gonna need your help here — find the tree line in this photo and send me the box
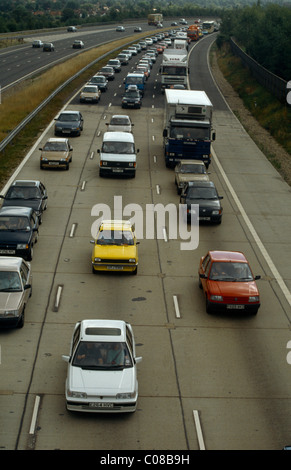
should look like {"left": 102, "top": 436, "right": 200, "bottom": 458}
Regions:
{"left": 218, "top": 3, "right": 291, "bottom": 81}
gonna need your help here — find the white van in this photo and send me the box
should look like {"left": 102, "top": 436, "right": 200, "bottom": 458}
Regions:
{"left": 98, "top": 131, "right": 139, "bottom": 177}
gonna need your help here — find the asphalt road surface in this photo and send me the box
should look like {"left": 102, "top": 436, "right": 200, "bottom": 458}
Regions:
{"left": 0, "top": 30, "right": 291, "bottom": 452}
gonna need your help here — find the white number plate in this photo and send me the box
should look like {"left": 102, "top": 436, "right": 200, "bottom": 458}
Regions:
{"left": 107, "top": 266, "right": 123, "bottom": 270}
{"left": 0, "top": 250, "right": 15, "bottom": 254}
{"left": 89, "top": 402, "right": 114, "bottom": 408}
{"left": 112, "top": 169, "right": 123, "bottom": 173}
{"left": 227, "top": 305, "right": 245, "bottom": 309}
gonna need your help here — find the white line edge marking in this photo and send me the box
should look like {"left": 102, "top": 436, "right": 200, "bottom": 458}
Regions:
{"left": 173, "top": 295, "right": 181, "bottom": 318}
{"left": 29, "top": 395, "right": 40, "bottom": 434}
{"left": 193, "top": 410, "right": 205, "bottom": 450}
{"left": 212, "top": 148, "right": 291, "bottom": 307}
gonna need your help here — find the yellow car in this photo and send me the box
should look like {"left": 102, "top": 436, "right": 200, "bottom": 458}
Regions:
{"left": 91, "top": 220, "right": 139, "bottom": 274}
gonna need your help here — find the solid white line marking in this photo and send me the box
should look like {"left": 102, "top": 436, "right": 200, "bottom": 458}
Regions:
{"left": 173, "top": 295, "right": 181, "bottom": 318}
{"left": 29, "top": 395, "right": 40, "bottom": 434}
{"left": 193, "top": 410, "right": 205, "bottom": 450}
{"left": 212, "top": 148, "right": 291, "bottom": 308}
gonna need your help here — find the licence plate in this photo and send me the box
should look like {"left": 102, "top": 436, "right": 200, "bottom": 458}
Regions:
{"left": 107, "top": 266, "right": 123, "bottom": 270}
{"left": 227, "top": 305, "right": 245, "bottom": 309}
{"left": 112, "top": 169, "right": 123, "bottom": 173}
{"left": 49, "top": 162, "right": 59, "bottom": 165}
{"left": 0, "top": 250, "right": 15, "bottom": 254}
{"left": 62, "top": 130, "right": 71, "bottom": 133}
{"left": 89, "top": 402, "right": 114, "bottom": 408}
{"left": 199, "top": 217, "right": 211, "bottom": 221}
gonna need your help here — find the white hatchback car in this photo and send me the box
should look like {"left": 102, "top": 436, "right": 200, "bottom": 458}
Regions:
{"left": 62, "top": 319, "right": 142, "bottom": 412}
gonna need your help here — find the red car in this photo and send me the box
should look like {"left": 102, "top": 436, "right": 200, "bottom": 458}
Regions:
{"left": 198, "top": 251, "right": 261, "bottom": 315}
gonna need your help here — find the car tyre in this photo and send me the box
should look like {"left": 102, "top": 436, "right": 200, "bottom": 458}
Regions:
{"left": 18, "top": 310, "right": 25, "bottom": 328}
{"left": 206, "top": 298, "right": 213, "bottom": 314}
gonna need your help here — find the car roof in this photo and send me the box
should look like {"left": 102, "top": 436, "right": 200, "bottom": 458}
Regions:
{"left": 46, "top": 137, "right": 69, "bottom": 143}
{"left": 187, "top": 181, "right": 215, "bottom": 188}
{"left": 100, "top": 219, "right": 132, "bottom": 230}
{"left": 0, "top": 257, "right": 27, "bottom": 271}
{"left": 79, "top": 319, "right": 127, "bottom": 342}
{"left": 209, "top": 251, "right": 248, "bottom": 263}
{"left": 11, "top": 180, "right": 42, "bottom": 187}
{"left": 58, "top": 110, "right": 80, "bottom": 115}
{"left": 110, "top": 115, "right": 131, "bottom": 121}
{"left": 0, "top": 206, "right": 34, "bottom": 216}
{"left": 103, "top": 131, "right": 134, "bottom": 142}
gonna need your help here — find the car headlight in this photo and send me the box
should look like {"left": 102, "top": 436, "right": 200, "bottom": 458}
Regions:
{"left": 41, "top": 157, "right": 48, "bottom": 161}
{"left": 212, "top": 210, "right": 222, "bottom": 215}
{"left": 67, "top": 390, "right": 87, "bottom": 399}
{"left": 94, "top": 257, "right": 101, "bottom": 262}
{"left": 249, "top": 296, "right": 260, "bottom": 302}
{"left": 17, "top": 244, "right": 28, "bottom": 250}
{"left": 4, "top": 310, "right": 19, "bottom": 317}
{"left": 129, "top": 258, "right": 136, "bottom": 263}
{"left": 210, "top": 295, "right": 223, "bottom": 301}
{"left": 116, "top": 392, "right": 135, "bottom": 399}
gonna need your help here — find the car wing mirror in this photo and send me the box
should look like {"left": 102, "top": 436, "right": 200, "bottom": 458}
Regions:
{"left": 199, "top": 273, "right": 207, "bottom": 279}
{"left": 255, "top": 275, "right": 261, "bottom": 280}
{"left": 62, "top": 355, "right": 70, "bottom": 363}
{"left": 135, "top": 357, "right": 142, "bottom": 364}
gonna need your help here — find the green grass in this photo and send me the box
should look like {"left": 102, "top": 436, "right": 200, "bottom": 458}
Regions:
{"left": 0, "top": 33, "right": 147, "bottom": 187}
{"left": 214, "top": 42, "right": 291, "bottom": 156}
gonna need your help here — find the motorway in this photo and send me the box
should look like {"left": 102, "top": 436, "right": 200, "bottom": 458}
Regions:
{"left": 0, "top": 26, "right": 291, "bottom": 451}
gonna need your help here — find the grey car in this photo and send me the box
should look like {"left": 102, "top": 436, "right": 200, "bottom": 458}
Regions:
{"left": 0, "top": 180, "right": 48, "bottom": 224}
{"left": 54, "top": 110, "right": 84, "bottom": 136}
{"left": 0, "top": 257, "right": 32, "bottom": 328}
{"left": 180, "top": 181, "right": 223, "bottom": 224}
{"left": 87, "top": 75, "right": 108, "bottom": 92}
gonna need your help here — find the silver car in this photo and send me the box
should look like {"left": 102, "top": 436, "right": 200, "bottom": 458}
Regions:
{"left": 0, "top": 257, "right": 32, "bottom": 328}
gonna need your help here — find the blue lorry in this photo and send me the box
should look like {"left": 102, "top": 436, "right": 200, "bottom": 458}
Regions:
{"left": 163, "top": 89, "right": 216, "bottom": 168}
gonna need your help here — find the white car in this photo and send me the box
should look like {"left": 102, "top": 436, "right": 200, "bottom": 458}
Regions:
{"left": 62, "top": 319, "right": 142, "bottom": 413}
{"left": 32, "top": 40, "right": 43, "bottom": 48}
{"left": 106, "top": 115, "right": 133, "bottom": 133}
{"left": 0, "top": 257, "right": 32, "bottom": 328}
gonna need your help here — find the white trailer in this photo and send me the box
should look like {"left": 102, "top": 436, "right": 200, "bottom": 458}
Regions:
{"left": 160, "top": 49, "right": 188, "bottom": 91}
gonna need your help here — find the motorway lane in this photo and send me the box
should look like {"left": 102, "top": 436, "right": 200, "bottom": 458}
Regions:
{"left": 0, "top": 37, "right": 290, "bottom": 450}
{"left": 0, "top": 21, "right": 171, "bottom": 90}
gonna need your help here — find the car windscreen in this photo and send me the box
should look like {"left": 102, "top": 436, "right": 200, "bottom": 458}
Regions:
{"left": 110, "top": 117, "right": 129, "bottom": 125}
{"left": 58, "top": 114, "right": 79, "bottom": 122}
{"left": 209, "top": 262, "right": 253, "bottom": 281}
{"left": 0, "top": 216, "right": 30, "bottom": 231}
{"left": 0, "top": 271, "right": 22, "bottom": 292}
{"left": 180, "top": 164, "right": 206, "bottom": 174}
{"left": 102, "top": 141, "right": 134, "bottom": 154}
{"left": 72, "top": 341, "right": 133, "bottom": 369}
{"left": 187, "top": 187, "right": 217, "bottom": 200}
{"left": 6, "top": 187, "right": 41, "bottom": 199}
{"left": 97, "top": 229, "right": 134, "bottom": 245}
{"left": 43, "top": 142, "right": 68, "bottom": 151}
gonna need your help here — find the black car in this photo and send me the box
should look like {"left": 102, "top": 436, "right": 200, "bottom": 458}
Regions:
{"left": 54, "top": 110, "right": 84, "bottom": 136}
{"left": 87, "top": 75, "right": 108, "bottom": 92}
{"left": 43, "top": 43, "right": 54, "bottom": 51}
{"left": 121, "top": 86, "right": 142, "bottom": 109}
{"left": 0, "top": 180, "right": 47, "bottom": 224}
{"left": 0, "top": 207, "right": 39, "bottom": 261}
{"left": 180, "top": 181, "right": 223, "bottom": 224}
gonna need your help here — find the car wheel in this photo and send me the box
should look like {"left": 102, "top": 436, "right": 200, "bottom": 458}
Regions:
{"left": 27, "top": 246, "right": 33, "bottom": 261}
{"left": 18, "top": 310, "right": 25, "bottom": 328}
{"left": 206, "top": 298, "right": 213, "bottom": 314}
{"left": 92, "top": 266, "right": 98, "bottom": 274}
{"left": 132, "top": 266, "right": 138, "bottom": 275}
